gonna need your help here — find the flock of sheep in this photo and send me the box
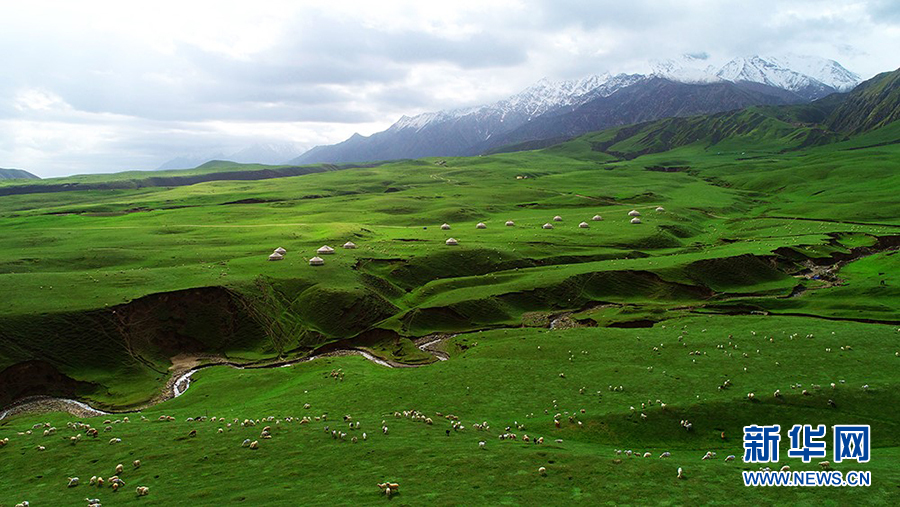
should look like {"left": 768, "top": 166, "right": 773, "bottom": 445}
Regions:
{"left": 3, "top": 319, "right": 881, "bottom": 503}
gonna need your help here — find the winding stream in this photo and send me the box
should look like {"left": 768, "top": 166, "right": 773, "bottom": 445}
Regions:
{"left": 0, "top": 337, "right": 450, "bottom": 420}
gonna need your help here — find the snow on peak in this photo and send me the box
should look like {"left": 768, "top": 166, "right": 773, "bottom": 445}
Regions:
{"left": 388, "top": 72, "right": 642, "bottom": 133}
{"left": 716, "top": 55, "right": 860, "bottom": 93}
{"left": 651, "top": 57, "right": 723, "bottom": 84}
{"left": 386, "top": 54, "right": 860, "bottom": 134}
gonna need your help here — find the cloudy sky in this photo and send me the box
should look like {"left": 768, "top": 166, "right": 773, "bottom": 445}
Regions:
{"left": 1, "top": 0, "right": 898, "bottom": 177}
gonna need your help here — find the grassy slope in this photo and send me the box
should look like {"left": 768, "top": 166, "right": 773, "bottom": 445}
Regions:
{"left": 0, "top": 125, "right": 898, "bottom": 407}
{"left": 1, "top": 316, "right": 897, "bottom": 505}
{"left": 0, "top": 90, "right": 898, "bottom": 504}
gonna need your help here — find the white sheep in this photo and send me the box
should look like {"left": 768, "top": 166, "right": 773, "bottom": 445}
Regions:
{"left": 538, "top": 466, "right": 547, "bottom": 476}
{"left": 67, "top": 477, "right": 80, "bottom": 487}
{"left": 659, "top": 452, "right": 671, "bottom": 458}
{"left": 241, "top": 438, "right": 251, "bottom": 447}
{"left": 136, "top": 485, "right": 150, "bottom": 496}
{"left": 725, "top": 455, "right": 735, "bottom": 462}
{"left": 249, "top": 440, "right": 259, "bottom": 449}
{"left": 115, "top": 464, "right": 124, "bottom": 474}
{"left": 479, "top": 441, "right": 486, "bottom": 449}
{"left": 677, "top": 467, "right": 684, "bottom": 479}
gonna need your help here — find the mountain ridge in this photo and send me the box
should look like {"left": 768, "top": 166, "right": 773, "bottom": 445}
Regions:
{"left": 291, "top": 54, "right": 861, "bottom": 165}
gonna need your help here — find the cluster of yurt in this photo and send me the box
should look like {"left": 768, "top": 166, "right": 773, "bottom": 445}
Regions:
{"left": 268, "top": 247, "right": 287, "bottom": 261}
{"left": 448, "top": 206, "right": 670, "bottom": 248}
{"left": 267, "top": 240, "right": 359, "bottom": 266}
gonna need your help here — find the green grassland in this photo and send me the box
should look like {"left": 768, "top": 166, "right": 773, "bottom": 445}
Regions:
{"left": 1, "top": 71, "right": 899, "bottom": 504}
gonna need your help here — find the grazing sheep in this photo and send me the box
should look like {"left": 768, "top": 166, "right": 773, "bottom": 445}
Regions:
{"left": 15, "top": 502, "right": 30, "bottom": 507}
{"left": 115, "top": 464, "right": 124, "bottom": 474}
{"left": 479, "top": 441, "right": 486, "bottom": 449}
{"left": 89, "top": 476, "right": 98, "bottom": 486}
{"left": 538, "top": 466, "right": 547, "bottom": 476}
{"left": 819, "top": 461, "right": 831, "bottom": 469}
{"left": 133, "top": 460, "right": 141, "bottom": 469}
{"left": 249, "top": 440, "right": 259, "bottom": 450}
{"left": 643, "top": 452, "right": 651, "bottom": 458}
{"left": 0, "top": 437, "right": 9, "bottom": 446}
{"left": 363, "top": 432, "right": 367, "bottom": 440}
{"left": 85, "top": 501, "right": 100, "bottom": 507}
{"left": 136, "top": 486, "right": 150, "bottom": 496}
{"left": 97, "top": 478, "right": 104, "bottom": 487}
{"left": 241, "top": 439, "right": 251, "bottom": 448}
{"left": 36, "top": 446, "right": 46, "bottom": 451}
{"left": 659, "top": 452, "right": 671, "bottom": 458}
{"left": 747, "top": 392, "right": 755, "bottom": 400}
{"left": 725, "top": 455, "right": 735, "bottom": 462}
{"left": 188, "top": 429, "right": 197, "bottom": 438}
{"left": 68, "top": 477, "right": 80, "bottom": 487}
{"left": 677, "top": 467, "right": 684, "bottom": 479}
{"left": 109, "top": 438, "right": 121, "bottom": 445}
{"left": 780, "top": 465, "right": 790, "bottom": 472}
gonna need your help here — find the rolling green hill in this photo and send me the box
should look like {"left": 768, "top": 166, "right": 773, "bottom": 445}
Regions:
{"left": 0, "top": 168, "right": 40, "bottom": 180}
{"left": 0, "top": 67, "right": 898, "bottom": 506}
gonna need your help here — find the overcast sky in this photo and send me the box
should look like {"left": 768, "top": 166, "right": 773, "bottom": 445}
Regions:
{"left": 1, "top": 0, "right": 898, "bottom": 177}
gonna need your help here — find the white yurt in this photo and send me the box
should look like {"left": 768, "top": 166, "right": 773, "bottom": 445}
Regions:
{"left": 631, "top": 217, "right": 642, "bottom": 224}
{"left": 505, "top": 220, "right": 515, "bottom": 226}
{"left": 441, "top": 223, "right": 451, "bottom": 230}
{"left": 274, "top": 247, "right": 287, "bottom": 255}
{"left": 445, "top": 238, "right": 459, "bottom": 246}
{"left": 343, "top": 241, "right": 357, "bottom": 249}
{"left": 268, "top": 252, "right": 284, "bottom": 261}
{"left": 317, "top": 245, "right": 335, "bottom": 255}
{"left": 542, "top": 223, "right": 554, "bottom": 229}
{"left": 579, "top": 222, "right": 589, "bottom": 228}
{"left": 553, "top": 215, "right": 563, "bottom": 221}
{"left": 309, "top": 256, "right": 325, "bottom": 266}
{"left": 656, "top": 206, "right": 665, "bottom": 212}
{"left": 592, "top": 215, "right": 603, "bottom": 221}
{"left": 628, "top": 210, "right": 641, "bottom": 217}
{"left": 476, "top": 222, "right": 487, "bottom": 229}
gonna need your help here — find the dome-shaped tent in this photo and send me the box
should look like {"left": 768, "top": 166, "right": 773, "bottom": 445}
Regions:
{"left": 592, "top": 215, "right": 603, "bottom": 221}
{"left": 441, "top": 223, "right": 451, "bottom": 230}
{"left": 655, "top": 206, "right": 665, "bottom": 212}
{"left": 553, "top": 215, "right": 563, "bottom": 221}
{"left": 630, "top": 217, "right": 642, "bottom": 224}
{"left": 445, "top": 238, "right": 459, "bottom": 246}
{"left": 628, "top": 210, "right": 641, "bottom": 217}
{"left": 343, "top": 241, "right": 357, "bottom": 249}
{"left": 309, "top": 256, "right": 325, "bottom": 266}
{"left": 317, "top": 245, "right": 335, "bottom": 255}
{"left": 579, "top": 222, "right": 589, "bottom": 228}
{"left": 476, "top": 222, "right": 487, "bottom": 229}
{"left": 268, "top": 252, "right": 284, "bottom": 261}
{"left": 542, "top": 223, "right": 554, "bottom": 229}
{"left": 274, "top": 247, "right": 287, "bottom": 255}
{"left": 505, "top": 220, "right": 515, "bottom": 226}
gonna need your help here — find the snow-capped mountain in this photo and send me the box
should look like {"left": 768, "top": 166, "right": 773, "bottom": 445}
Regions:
{"left": 291, "top": 54, "right": 862, "bottom": 165}
{"left": 388, "top": 72, "right": 644, "bottom": 135}
{"left": 716, "top": 55, "right": 859, "bottom": 100}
